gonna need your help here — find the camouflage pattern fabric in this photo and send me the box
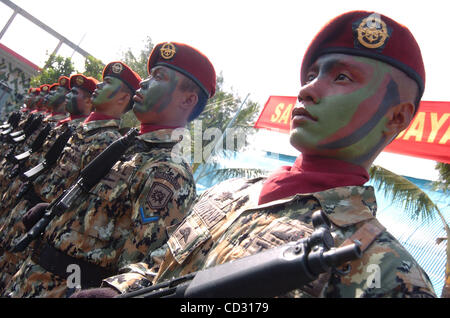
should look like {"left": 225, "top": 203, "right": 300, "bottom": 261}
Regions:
{"left": 0, "top": 113, "right": 66, "bottom": 195}
{"left": 0, "top": 122, "right": 72, "bottom": 215}
{"left": 0, "top": 119, "right": 122, "bottom": 293}
{"left": 2, "top": 128, "right": 196, "bottom": 298}
{"left": 103, "top": 177, "right": 437, "bottom": 298}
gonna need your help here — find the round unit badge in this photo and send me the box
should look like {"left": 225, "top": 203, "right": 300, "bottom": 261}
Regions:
{"left": 356, "top": 14, "right": 390, "bottom": 49}
{"left": 160, "top": 43, "right": 176, "bottom": 60}
{"left": 75, "top": 76, "right": 85, "bottom": 86}
{"left": 111, "top": 63, "right": 124, "bottom": 74}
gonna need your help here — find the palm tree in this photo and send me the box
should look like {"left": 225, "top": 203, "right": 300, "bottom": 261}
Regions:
{"left": 367, "top": 165, "right": 449, "bottom": 297}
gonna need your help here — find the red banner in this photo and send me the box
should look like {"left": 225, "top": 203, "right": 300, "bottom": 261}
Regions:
{"left": 254, "top": 96, "right": 450, "bottom": 164}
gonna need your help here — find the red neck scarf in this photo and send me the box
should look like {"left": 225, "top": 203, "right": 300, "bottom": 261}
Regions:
{"left": 139, "top": 124, "right": 181, "bottom": 135}
{"left": 83, "top": 112, "right": 119, "bottom": 124}
{"left": 258, "top": 154, "right": 369, "bottom": 205}
{"left": 56, "top": 114, "right": 88, "bottom": 127}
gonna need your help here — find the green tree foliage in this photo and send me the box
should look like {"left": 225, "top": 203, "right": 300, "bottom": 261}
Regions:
{"left": 434, "top": 162, "right": 450, "bottom": 192}
{"left": 83, "top": 55, "right": 104, "bottom": 81}
{"left": 121, "top": 36, "right": 154, "bottom": 79}
{"left": 191, "top": 73, "right": 261, "bottom": 181}
{"left": 30, "top": 53, "right": 75, "bottom": 86}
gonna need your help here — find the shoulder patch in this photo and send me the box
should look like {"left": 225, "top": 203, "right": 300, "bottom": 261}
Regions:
{"left": 147, "top": 182, "right": 173, "bottom": 209}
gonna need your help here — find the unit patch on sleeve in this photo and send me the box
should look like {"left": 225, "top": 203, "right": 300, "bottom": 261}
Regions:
{"left": 147, "top": 182, "right": 173, "bottom": 210}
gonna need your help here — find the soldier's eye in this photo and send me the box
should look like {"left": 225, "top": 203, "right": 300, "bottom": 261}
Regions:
{"left": 335, "top": 74, "right": 352, "bottom": 82}
{"left": 305, "top": 73, "right": 316, "bottom": 84}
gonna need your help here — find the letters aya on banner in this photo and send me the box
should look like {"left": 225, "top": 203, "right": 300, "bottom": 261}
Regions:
{"left": 254, "top": 96, "right": 450, "bottom": 164}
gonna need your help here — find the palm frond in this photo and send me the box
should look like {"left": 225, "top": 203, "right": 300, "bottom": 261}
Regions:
{"left": 195, "top": 164, "right": 269, "bottom": 184}
{"left": 369, "top": 165, "right": 440, "bottom": 222}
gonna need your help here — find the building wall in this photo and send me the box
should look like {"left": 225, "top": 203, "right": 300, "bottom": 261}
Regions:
{"left": 0, "top": 43, "right": 40, "bottom": 118}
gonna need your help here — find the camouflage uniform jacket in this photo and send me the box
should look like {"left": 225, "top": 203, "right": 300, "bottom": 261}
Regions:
{"left": 3, "top": 128, "right": 196, "bottom": 298}
{"left": 0, "top": 119, "right": 122, "bottom": 294}
{"left": 103, "top": 177, "right": 437, "bottom": 298}
{"left": 0, "top": 116, "right": 86, "bottom": 214}
{"left": 0, "top": 113, "right": 68, "bottom": 197}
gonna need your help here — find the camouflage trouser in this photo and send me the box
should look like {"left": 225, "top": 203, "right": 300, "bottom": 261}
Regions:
{"left": 0, "top": 249, "right": 28, "bottom": 294}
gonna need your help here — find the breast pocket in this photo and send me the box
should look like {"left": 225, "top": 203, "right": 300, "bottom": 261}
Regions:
{"left": 242, "top": 218, "right": 314, "bottom": 257}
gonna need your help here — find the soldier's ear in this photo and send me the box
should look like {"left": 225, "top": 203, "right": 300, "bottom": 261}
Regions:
{"left": 384, "top": 102, "right": 415, "bottom": 135}
{"left": 180, "top": 91, "right": 198, "bottom": 112}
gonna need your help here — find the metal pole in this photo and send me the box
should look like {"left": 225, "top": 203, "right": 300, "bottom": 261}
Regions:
{"left": 0, "top": 9, "right": 18, "bottom": 40}
{"left": 0, "top": 0, "right": 96, "bottom": 59}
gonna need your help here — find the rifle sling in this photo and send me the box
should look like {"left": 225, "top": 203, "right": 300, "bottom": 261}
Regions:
{"left": 32, "top": 241, "right": 115, "bottom": 289}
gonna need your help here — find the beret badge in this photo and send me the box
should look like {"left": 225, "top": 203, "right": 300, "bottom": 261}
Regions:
{"left": 60, "top": 78, "right": 67, "bottom": 86}
{"left": 111, "top": 62, "right": 124, "bottom": 74}
{"left": 75, "top": 76, "right": 84, "bottom": 86}
{"left": 354, "top": 13, "right": 390, "bottom": 50}
{"left": 160, "top": 42, "right": 176, "bottom": 60}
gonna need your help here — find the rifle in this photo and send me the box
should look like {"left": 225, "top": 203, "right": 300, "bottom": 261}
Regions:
{"left": 8, "top": 123, "right": 52, "bottom": 166}
{"left": 8, "top": 122, "right": 53, "bottom": 179}
{"left": 13, "top": 125, "right": 74, "bottom": 206}
{"left": 2, "top": 115, "right": 43, "bottom": 162}
{"left": 11, "top": 128, "right": 139, "bottom": 253}
{"left": 0, "top": 111, "right": 21, "bottom": 133}
{"left": 117, "top": 210, "right": 362, "bottom": 298}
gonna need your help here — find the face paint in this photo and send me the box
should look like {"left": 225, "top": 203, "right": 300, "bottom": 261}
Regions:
{"left": 65, "top": 87, "right": 87, "bottom": 115}
{"left": 91, "top": 76, "right": 123, "bottom": 105}
{"left": 133, "top": 66, "right": 179, "bottom": 114}
{"left": 290, "top": 54, "right": 401, "bottom": 164}
{"left": 48, "top": 87, "right": 68, "bottom": 107}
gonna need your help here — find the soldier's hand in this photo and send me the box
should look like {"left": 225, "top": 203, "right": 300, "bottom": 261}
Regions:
{"left": 70, "top": 287, "right": 119, "bottom": 298}
{"left": 22, "top": 202, "right": 49, "bottom": 231}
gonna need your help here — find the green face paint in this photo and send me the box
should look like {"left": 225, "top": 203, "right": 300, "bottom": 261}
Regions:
{"left": 290, "top": 54, "right": 401, "bottom": 163}
{"left": 48, "top": 87, "right": 68, "bottom": 107}
{"left": 65, "top": 87, "right": 83, "bottom": 115}
{"left": 133, "top": 66, "right": 179, "bottom": 114}
{"left": 91, "top": 76, "right": 123, "bottom": 105}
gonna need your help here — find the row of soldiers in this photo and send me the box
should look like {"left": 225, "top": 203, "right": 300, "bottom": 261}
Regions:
{"left": 0, "top": 10, "right": 444, "bottom": 298}
{"left": 0, "top": 41, "right": 214, "bottom": 297}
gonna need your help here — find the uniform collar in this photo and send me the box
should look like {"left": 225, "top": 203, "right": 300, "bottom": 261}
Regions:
{"left": 249, "top": 180, "right": 376, "bottom": 227}
{"left": 137, "top": 128, "right": 181, "bottom": 144}
{"left": 81, "top": 117, "right": 120, "bottom": 133}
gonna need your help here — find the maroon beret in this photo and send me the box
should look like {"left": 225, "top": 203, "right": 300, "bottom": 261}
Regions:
{"left": 301, "top": 11, "right": 425, "bottom": 102}
{"left": 70, "top": 74, "right": 98, "bottom": 94}
{"left": 49, "top": 83, "right": 59, "bottom": 92}
{"left": 58, "top": 76, "right": 71, "bottom": 90}
{"left": 39, "top": 84, "right": 50, "bottom": 95}
{"left": 147, "top": 42, "right": 216, "bottom": 98}
{"left": 31, "top": 87, "right": 40, "bottom": 95}
{"left": 102, "top": 61, "right": 141, "bottom": 92}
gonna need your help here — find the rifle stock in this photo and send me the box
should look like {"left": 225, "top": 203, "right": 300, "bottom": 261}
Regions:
{"left": 118, "top": 211, "right": 362, "bottom": 298}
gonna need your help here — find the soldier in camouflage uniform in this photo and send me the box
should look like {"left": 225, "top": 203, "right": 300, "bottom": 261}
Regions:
{"left": 0, "top": 77, "right": 71, "bottom": 196}
{"left": 0, "top": 75, "right": 97, "bottom": 244}
{"left": 3, "top": 42, "right": 216, "bottom": 298}
{"left": 0, "top": 64, "right": 140, "bottom": 295}
{"left": 82, "top": 11, "right": 437, "bottom": 298}
{"left": 0, "top": 74, "right": 96, "bottom": 216}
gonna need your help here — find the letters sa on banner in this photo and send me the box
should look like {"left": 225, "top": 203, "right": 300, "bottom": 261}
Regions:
{"left": 254, "top": 96, "right": 450, "bottom": 164}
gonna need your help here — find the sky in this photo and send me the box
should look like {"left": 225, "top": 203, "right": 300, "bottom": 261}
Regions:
{"left": 0, "top": 0, "right": 448, "bottom": 181}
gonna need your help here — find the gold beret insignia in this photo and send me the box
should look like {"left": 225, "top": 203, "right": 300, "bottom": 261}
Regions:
{"left": 356, "top": 13, "right": 390, "bottom": 49}
{"left": 160, "top": 42, "right": 176, "bottom": 60}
